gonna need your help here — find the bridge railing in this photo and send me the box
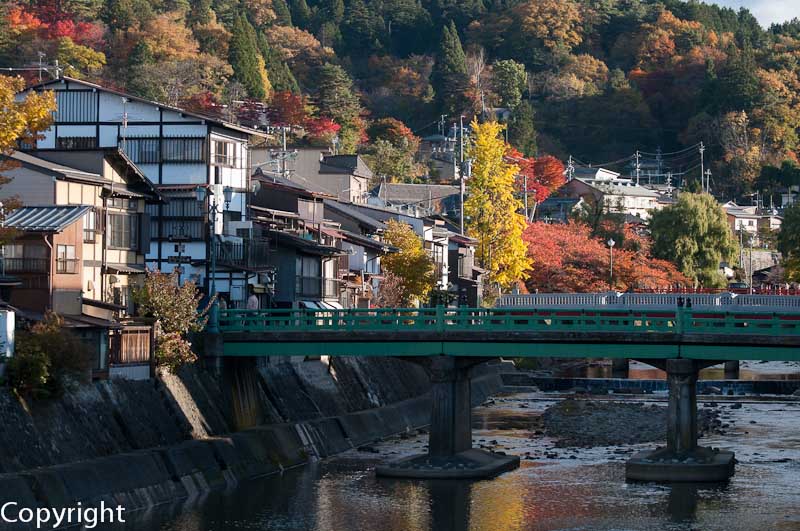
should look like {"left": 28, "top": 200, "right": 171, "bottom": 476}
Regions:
{"left": 218, "top": 306, "right": 800, "bottom": 336}
{"left": 497, "top": 292, "right": 800, "bottom": 310}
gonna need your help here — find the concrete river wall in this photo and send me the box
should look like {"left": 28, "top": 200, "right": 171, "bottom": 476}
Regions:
{"left": 0, "top": 357, "right": 505, "bottom": 527}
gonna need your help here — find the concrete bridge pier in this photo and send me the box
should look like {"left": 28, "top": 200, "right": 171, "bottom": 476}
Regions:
{"left": 611, "top": 358, "right": 629, "bottom": 378}
{"left": 724, "top": 360, "right": 740, "bottom": 380}
{"left": 626, "top": 359, "right": 735, "bottom": 482}
{"left": 376, "top": 356, "right": 519, "bottom": 479}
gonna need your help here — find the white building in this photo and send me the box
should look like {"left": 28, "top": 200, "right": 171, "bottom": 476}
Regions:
{"left": 20, "top": 77, "right": 268, "bottom": 306}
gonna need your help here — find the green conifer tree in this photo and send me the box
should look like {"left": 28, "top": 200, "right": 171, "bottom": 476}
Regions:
{"left": 290, "top": 0, "right": 312, "bottom": 29}
{"left": 431, "top": 21, "right": 470, "bottom": 116}
{"left": 229, "top": 14, "right": 271, "bottom": 100}
{"left": 508, "top": 101, "right": 537, "bottom": 156}
{"left": 257, "top": 32, "right": 300, "bottom": 93}
{"left": 273, "top": 0, "right": 293, "bottom": 26}
{"left": 316, "top": 63, "right": 362, "bottom": 152}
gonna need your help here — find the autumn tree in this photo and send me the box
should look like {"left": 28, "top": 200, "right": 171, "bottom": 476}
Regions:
{"left": 0, "top": 76, "right": 54, "bottom": 239}
{"left": 380, "top": 219, "right": 436, "bottom": 306}
{"left": 649, "top": 193, "right": 738, "bottom": 288}
{"left": 507, "top": 149, "right": 565, "bottom": 218}
{"left": 363, "top": 118, "right": 422, "bottom": 183}
{"left": 465, "top": 120, "right": 531, "bottom": 291}
{"left": 431, "top": 21, "right": 469, "bottom": 116}
{"left": 523, "top": 221, "right": 688, "bottom": 292}
{"left": 133, "top": 270, "right": 211, "bottom": 372}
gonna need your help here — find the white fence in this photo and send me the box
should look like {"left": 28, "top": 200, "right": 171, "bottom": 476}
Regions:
{"left": 496, "top": 292, "right": 800, "bottom": 310}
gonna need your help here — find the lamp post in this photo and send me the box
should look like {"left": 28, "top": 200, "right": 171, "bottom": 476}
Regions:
{"left": 196, "top": 185, "right": 233, "bottom": 334}
{"left": 607, "top": 238, "right": 615, "bottom": 291}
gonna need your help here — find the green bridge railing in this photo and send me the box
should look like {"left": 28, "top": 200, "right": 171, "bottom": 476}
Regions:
{"left": 218, "top": 306, "right": 800, "bottom": 337}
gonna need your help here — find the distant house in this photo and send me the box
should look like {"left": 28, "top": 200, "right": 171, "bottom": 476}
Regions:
{"left": 369, "top": 182, "right": 460, "bottom": 218}
{"left": 536, "top": 197, "right": 585, "bottom": 223}
{"left": 557, "top": 168, "right": 663, "bottom": 221}
{"left": 0, "top": 150, "right": 160, "bottom": 379}
{"left": 723, "top": 201, "right": 759, "bottom": 235}
{"left": 252, "top": 148, "right": 374, "bottom": 204}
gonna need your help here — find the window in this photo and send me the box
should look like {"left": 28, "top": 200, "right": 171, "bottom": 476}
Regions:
{"left": 108, "top": 198, "right": 137, "bottom": 210}
{"left": 123, "top": 138, "right": 160, "bottom": 164}
{"left": 5, "top": 243, "right": 48, "bottom": 273}
{"left": 56, "top": 136, "right": 97, "bottom": 149}
{"left": 162, "top": 138, "right": 206, "bottom": 163}
{"left": 213, "top": 140, "right": 234, "bottom": 166}
{"left": 54, "top": 91, "right": 98, "bottom": 122}
{"left": 56, "top": 245, "right": 77, "bottom": 274}
{"left": 83, "top": 210, "right": 97, "bottom": 243}
{"left": 109, "top": 214, "right": 139, "bottom": 249}
{"left": 157, "top": 198, "right": 205, "bottom": 240}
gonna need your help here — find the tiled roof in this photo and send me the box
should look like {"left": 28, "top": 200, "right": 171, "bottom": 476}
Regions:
{"left": 5, "top": 205, "right": 91, "bottom": 232}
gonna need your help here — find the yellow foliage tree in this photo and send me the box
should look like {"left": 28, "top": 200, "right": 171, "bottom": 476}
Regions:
{"left": 380, "top": 219, "right": 436, "bottom": 306}
{"left": 0, "top": 75, "right": 55, "bottom": 239}
{"left": 465, "top": 120, "right": 531, "bottom": 290}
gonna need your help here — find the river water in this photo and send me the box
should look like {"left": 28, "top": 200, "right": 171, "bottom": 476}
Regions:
{"left": 121, "top": 390, "right": 800, "bottom": 531}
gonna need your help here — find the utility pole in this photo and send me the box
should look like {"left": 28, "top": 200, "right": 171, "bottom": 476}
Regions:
{"left": 704, "top": 169, "right": 712, "bottom": 195}
{"left": 656, "top": 146, "right": 662, "bottom": 185}
{"left": 666, "top": 171, "right": 673, "bottom": 197}
{"left": 634, "top": 150, "right": 641, "bottom": 185}
{"left": 459, "top": 115, "right": 465, "bottom": 235}
{"left": 523, "top": 173, "right": 529, "bottom": 221}
{"left": 699, "top": 142, "right": 706, "bottom": 192}
{"left": 281, "top": 126, "right": 287, "bottom": 179}
{"left": 37, "top": 52, "right": 45, "bottom": 83}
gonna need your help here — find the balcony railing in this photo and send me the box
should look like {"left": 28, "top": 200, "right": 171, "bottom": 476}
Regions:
{"left": 4, "top": 257, "right": 48, "bottom": 274}
{"left": 296, "top": 276, "right": 341, "bottom": 299}
{"left": 214, "top": 239, "right": 272, "bottom": 271}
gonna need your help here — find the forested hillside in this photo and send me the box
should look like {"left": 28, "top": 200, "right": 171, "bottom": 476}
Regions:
{"left": 2, "top": 0, "right": 800, "bottom": 199}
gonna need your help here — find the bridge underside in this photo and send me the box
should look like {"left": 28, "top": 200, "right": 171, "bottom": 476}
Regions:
{"left": 222, "top": 336, "right": 800, "bottom": 361}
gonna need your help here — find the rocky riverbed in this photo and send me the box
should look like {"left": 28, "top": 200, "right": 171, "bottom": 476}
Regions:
{"left": 538, "top": 398, "right": 726, "bottom": 447}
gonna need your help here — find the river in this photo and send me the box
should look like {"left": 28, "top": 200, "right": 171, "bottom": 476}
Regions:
{"left": 121, "top": 392, "right": 800, "bottom": 531}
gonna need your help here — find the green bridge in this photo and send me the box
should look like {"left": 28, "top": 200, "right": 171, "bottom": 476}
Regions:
{"left": 219, "top": 306, "right": 800, "bottom": 360}
{"left": 213, "top": 304, "right": 800, "bottom": 482}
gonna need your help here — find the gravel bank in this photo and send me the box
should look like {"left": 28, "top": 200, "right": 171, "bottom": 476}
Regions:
{"left": 541, "top": 399, "right": 724, "bottom": 447}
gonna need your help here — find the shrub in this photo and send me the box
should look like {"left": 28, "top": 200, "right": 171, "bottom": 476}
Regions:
{"left": 6, "top": 312, "right": 90, "bottom": 399}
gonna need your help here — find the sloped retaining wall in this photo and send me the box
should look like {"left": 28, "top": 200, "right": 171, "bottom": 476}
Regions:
{"left": 0, "top": 370, "right": 503, "bottom": 530}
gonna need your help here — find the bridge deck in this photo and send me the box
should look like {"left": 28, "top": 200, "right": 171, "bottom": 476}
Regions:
{"left": 218, "top": 307, "right": 800, "bottom": 360}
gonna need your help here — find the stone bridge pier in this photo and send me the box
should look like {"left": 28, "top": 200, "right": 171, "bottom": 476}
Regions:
{"left": 376, "top": 356, "right": 520, "bottom": 479}
{"left": 626, "top": 359, "right": 735, "bottom": 482}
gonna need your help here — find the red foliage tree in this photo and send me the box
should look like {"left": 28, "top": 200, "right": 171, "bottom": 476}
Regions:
{"left": 523, "top": 221, "right": 688, "bottom": 292}
{"left": 268, "top": 91, "right": 308, "bottom": 127}
{"left": 304, "top": 116, "right": 340, "bottom": 145}
{"left": 506, "top": 148, "right": 566, "bottom": 204}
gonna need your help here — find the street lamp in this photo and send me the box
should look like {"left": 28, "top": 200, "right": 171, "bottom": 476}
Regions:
{"left": 195, "top": 185, "right": 233, "bottom": 334}
{"left": 607, "top": 238, "right": 615, "bottom": 291}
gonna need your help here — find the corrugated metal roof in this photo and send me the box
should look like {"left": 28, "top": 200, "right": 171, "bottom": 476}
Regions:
{"left": 5, "top": 205, "right": 91, "bottom": 232}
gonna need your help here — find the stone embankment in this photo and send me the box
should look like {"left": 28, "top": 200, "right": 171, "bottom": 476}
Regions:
{"left": 0, "top": 358, "right": 504, "bottom": 529}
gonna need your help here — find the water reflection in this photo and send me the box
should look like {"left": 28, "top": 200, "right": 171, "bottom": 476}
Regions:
{"left": 429, "top": 481, "right": 470, "bottom": 531}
